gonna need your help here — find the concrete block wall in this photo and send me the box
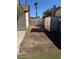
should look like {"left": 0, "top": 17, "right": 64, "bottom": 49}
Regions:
{"left": 17, "top": 13, "right": 29, "bottom": 31}
{"left": 30, "top": 18, "right": 40, "bottom": 25}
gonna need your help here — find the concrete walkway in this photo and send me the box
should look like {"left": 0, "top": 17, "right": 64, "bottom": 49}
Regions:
{"left": 18, "top": 25, "right": 60, "bottom": 56}
{"left": 17, "top": 31, "right": 26, "bottom": 53}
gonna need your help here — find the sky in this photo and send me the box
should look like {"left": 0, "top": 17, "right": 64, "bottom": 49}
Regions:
{"left": 20, "top": 0, "right": 61, "bottom": 17}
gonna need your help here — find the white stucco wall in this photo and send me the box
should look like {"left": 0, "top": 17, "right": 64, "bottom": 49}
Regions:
{"left": 45, "top": 17, "right": 51, "bottom": 31}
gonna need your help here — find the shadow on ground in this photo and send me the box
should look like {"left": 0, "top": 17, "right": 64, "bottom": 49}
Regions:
{"left": 31, "top": 24, "right": 44, "bottom": 32}
{"left": 44, "top": 29, "right": 61, "bottom": 49}
{"left": 31, "top": 23, "right": 61, "bottom": 49}
{"left": 31, "top": 28, "right": 43, "bottom": 32}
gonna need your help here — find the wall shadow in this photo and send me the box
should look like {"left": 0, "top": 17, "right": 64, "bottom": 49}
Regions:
{"left": 44, "top": 29, "right": 61, "bottom": 49}
{"left": 31, "top": 28, "right": 43, "bottom": 32}
{"left": 31, "top": 23, "right": 61, "bottom": 49}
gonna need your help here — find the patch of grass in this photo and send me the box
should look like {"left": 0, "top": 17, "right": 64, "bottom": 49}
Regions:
{"left": 29, "top": 52, "right": 61, "bottom": 59}
{"left": 18, "top": 52, "right": 61, "bottom": 59}
{"left": 17, "top": 54, "right": 27, "bottom": 59}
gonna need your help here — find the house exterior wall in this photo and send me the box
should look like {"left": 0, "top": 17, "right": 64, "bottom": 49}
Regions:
{"left": 51, "top": 17, "right": 60, "bottom": 32}
{"left": 44, "top": 7, "right": 61, "bottom": 32}
{"left": 44, "top": 16, "right": 60, "bottom": 32}
{"left": 17, "top": 12, "right": 29, "bottom": 53}
{"left": 17, "top": 5, "right": 30, "bottom": 31}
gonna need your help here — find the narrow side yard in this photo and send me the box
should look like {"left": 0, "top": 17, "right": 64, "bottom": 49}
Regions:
{"left": 18, "top": 25, "right": 61, "bottom": 59}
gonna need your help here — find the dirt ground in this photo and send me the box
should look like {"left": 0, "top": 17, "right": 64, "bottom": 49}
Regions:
{"left": 17, "top": 25, "right": 61, "bottom": 59}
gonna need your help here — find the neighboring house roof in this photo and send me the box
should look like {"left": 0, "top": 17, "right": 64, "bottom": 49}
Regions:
{"left": 22, "top": 5, "right": 30, "bottom": 12}
{"left": 55, "top": 7, "right": 61, "bottom": 12}
{"left": 55, "top": 7, "right": 61, "bottom": 17}
{"left": 43, "top": 6, "right": 61, "bottom": 17}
